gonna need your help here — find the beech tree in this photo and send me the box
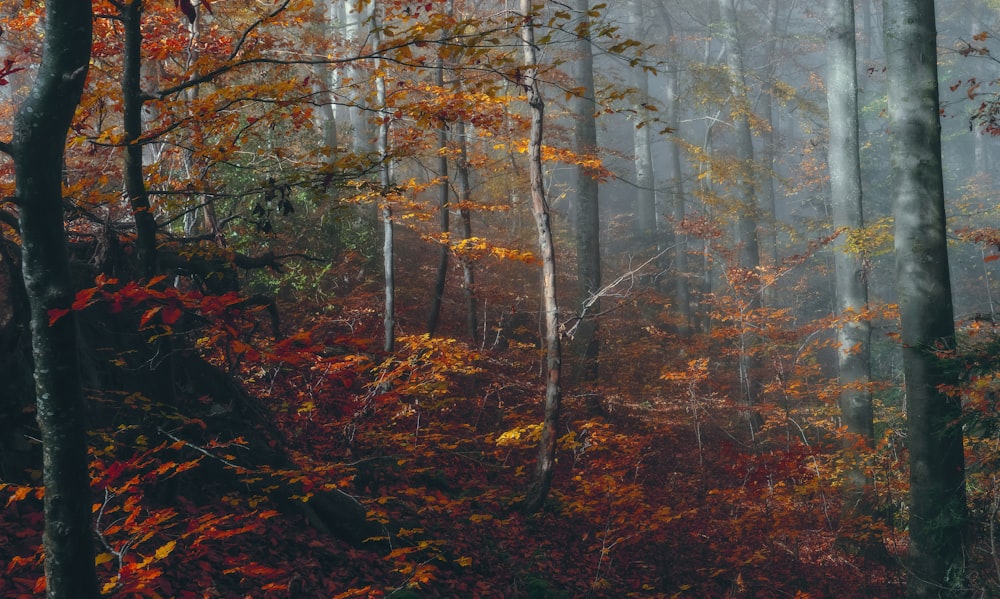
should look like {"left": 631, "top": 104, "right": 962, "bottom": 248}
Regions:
{"left": 1, "top": 1, "right": 100, "bottom": 597}
{"left": 570, "top": 0, "right": 602, "bottom": 380}
{"left": 884, "top": 0, "right": 968, "bottom": 595}
{"left": 826, "top": 0, "right": 874, "bottom": 522}
{"left": 520, "top": 0, "right": 562, "bottom": 515}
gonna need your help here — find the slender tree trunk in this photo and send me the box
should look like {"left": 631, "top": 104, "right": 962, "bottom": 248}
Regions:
{"left": 455, "top": 121, "right": 479, "bottom": 340}
{"left": 123, "top": 0, "right": 159, "bottom": 279}
{"left": 374, "top": 1, "right": 395, "bottom": 353}
{"left": 827, "top": 0, "right": 875, "bottom": 530}
{"left": 758, "top": 0, "right": 780, "bottom": 276}
{"left": 427, "top": 26, "right": 451, "bottom": 337}
{"left": 718, "top": 0, "right": 759, "bottom": 274}
{"left": 8, "top": 0, "right": 99, "bottom": 595}
{"left": 884, "top": 0, "right": 968, "bottom": 595}
{"left": 719, "top": 0, "right": 761, "bottom": 415}
{"left": 630, "top": 0, "right": 655, "bottom": 251}
{"left": 123, "top": 1, "right": 178, "bottom": 406}
{"left": 654, "top": 2, "right": 690, "bottom": 334}
{"left": 520, "top": 0, "right": 562, "bottom": 515}
{"left": 571, "top": 0, "right": 601, "bottom": 381}
{"left": 347, "top": 0, "right": 374, "bottom": 155}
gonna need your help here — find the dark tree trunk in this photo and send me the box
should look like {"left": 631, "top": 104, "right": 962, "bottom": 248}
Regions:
{"left": 123, "top": 0, "right": 160, "bottom": 279}
{"left": 427, "top": 56, "right": 450, "bottom": 337}
{"left": 884, "top": 0, "right": 968, "bottom": 595}
{"left": 7, "top": 0, "right": 99, "bottom": 596}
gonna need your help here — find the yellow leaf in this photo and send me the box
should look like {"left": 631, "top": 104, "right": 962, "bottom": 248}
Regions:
{"left": 456, "top": 556, "right": 473, "bottom": 567}
{"left": 94, "top": 552, "right": 115, "bottom": 566}
{"left": 153, "top": 540, "right": 176, "bottom": 560}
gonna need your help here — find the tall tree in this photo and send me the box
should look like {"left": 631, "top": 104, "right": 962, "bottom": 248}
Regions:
{"left": 121, "top": 0, "right": 160, "bottom": 279}
{"left": 520, "top": 0, "right": 563, "bottom": 515}
{"left": 653, "top": 1, "right": 690, "bottom": 333}
{"left": 454, "top": 119, "right": 479, "bottom": 340}
{"left": 827, "top": 0, "right": 875, "bottom": 530}
{"left": 570, "top": 0, "right": 602, "bottom": 380}
{"left": 629, "top": 0, "right": 656, "bottom": 250}
{"left": 884, "top": 0, "right": 968, "bottom": 595}
{"left": 427, "top": 0, "right": 454, "bottom": 337}
{"left": 2, "top": 0, "right": 100, "bottom": 596}
{"left": 718, "top": 0, "right": 759, "bottom": 275}
{"left": 374, "top": 0, "right": 396, "bottom": 352}
{"left": 719, "top": 0, "right": 762, "bottom": 412}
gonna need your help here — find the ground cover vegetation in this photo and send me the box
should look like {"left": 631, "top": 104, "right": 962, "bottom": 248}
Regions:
{"left": 4, "top": 0, "right": 1000, "bottom": 597}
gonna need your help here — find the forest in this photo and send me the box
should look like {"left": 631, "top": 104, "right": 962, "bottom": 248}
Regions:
{"left": 2, "top": 0, "right": 1000, "bottom": 597}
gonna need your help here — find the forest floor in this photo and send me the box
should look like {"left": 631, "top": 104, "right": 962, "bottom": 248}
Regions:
{"left": 0, "top": 255, "right": 911, "bottom": 598}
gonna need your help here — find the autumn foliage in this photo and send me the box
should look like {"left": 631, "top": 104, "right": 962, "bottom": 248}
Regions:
{"left": 8, "top": 0, "right": 1000, "bottom": 598}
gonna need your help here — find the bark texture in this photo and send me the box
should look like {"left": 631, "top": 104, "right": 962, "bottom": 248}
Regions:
{"left": 520, "top": 0, "right": 562, "bottom": 515}
{"left": 827, "top": 0, "right": 875, "bottom": 518}
{"left": 9, "top": 0, "right": 99, "bottom": 596}
{"left": 884, "top": 0, "right": 968, "bottom": 595}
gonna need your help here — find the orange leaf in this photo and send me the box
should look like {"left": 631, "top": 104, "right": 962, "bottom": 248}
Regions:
{"left": 139, "top": 306, "right": 162, "bottom": 328}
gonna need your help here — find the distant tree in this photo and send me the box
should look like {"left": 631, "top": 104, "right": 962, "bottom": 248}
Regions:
{"left": 629, "top": 0, "right": 656, "bottom": 250}
{"left": 570, "top": 0, "right": 602, "bottom": 381}
{"left": 718, "top": 0, "right": 762, "bottom": 413}
{"left": 884, "top": 0, "right": 968, "bottom": 595}
{"left": 1, "top": 0, "right": 100, "bottom": 596}
{"left": 654, "top": 5, "right": 691, "bottom": 334}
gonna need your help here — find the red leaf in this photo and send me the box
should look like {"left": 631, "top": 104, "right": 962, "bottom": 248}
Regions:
{"left": 985, "top": 254, "right": 999, "bottom": 262}
{"left": 72, "top": 287, "right": 99, "bottom": 310}
{"left": 139, "top": 306, "right": 162, "bottom": 329}
{"left": 47, "top": 308, "right": 70, "bottom": 326}
{"left": 161, "top": 304, "right": 183, "bottom": 325}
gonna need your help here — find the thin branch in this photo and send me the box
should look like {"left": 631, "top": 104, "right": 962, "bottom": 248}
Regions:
{"left": 562, "top": 245, "right": 675, "bottom": 339}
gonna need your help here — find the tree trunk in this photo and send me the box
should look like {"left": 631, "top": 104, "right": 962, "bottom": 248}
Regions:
{"left": 718, "top": 0, "right": 759, "bottom": 275}
{"left": 374, "top": 0, "right": 395, "bottom": 353}
{"left": 122, "top": 0, "right": 160, "bottom": 280}
{"left": 427, "top": 31, "right": 450, "bottom": 337}
{"left": 758, "top": 0, "right": 780, "bottom": 277}
{"left": 654, "top": 1, "right": 690, "bottom": 334}
{"left": 630, "top": 0, "right": 656, "bottom": 251}
{"left": 454, "top": 121, "right": 479, "bottom": 341}
{"left": 827, "top": 0, "right": 875, "bottom": 531}
{"left": 884, "top": 0, "right": 968, "bottom": 595}
{"left": 570, "top": 0, "right": 601, "bottom": 381}
{"left": 8, "top": 0, "right": 99, "bottom": 595}
{"left": 520, "top": 0, "right": 562, "bottom": 515}
{"left": 719, "top": 0, "right": 761, "bottom": 415}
